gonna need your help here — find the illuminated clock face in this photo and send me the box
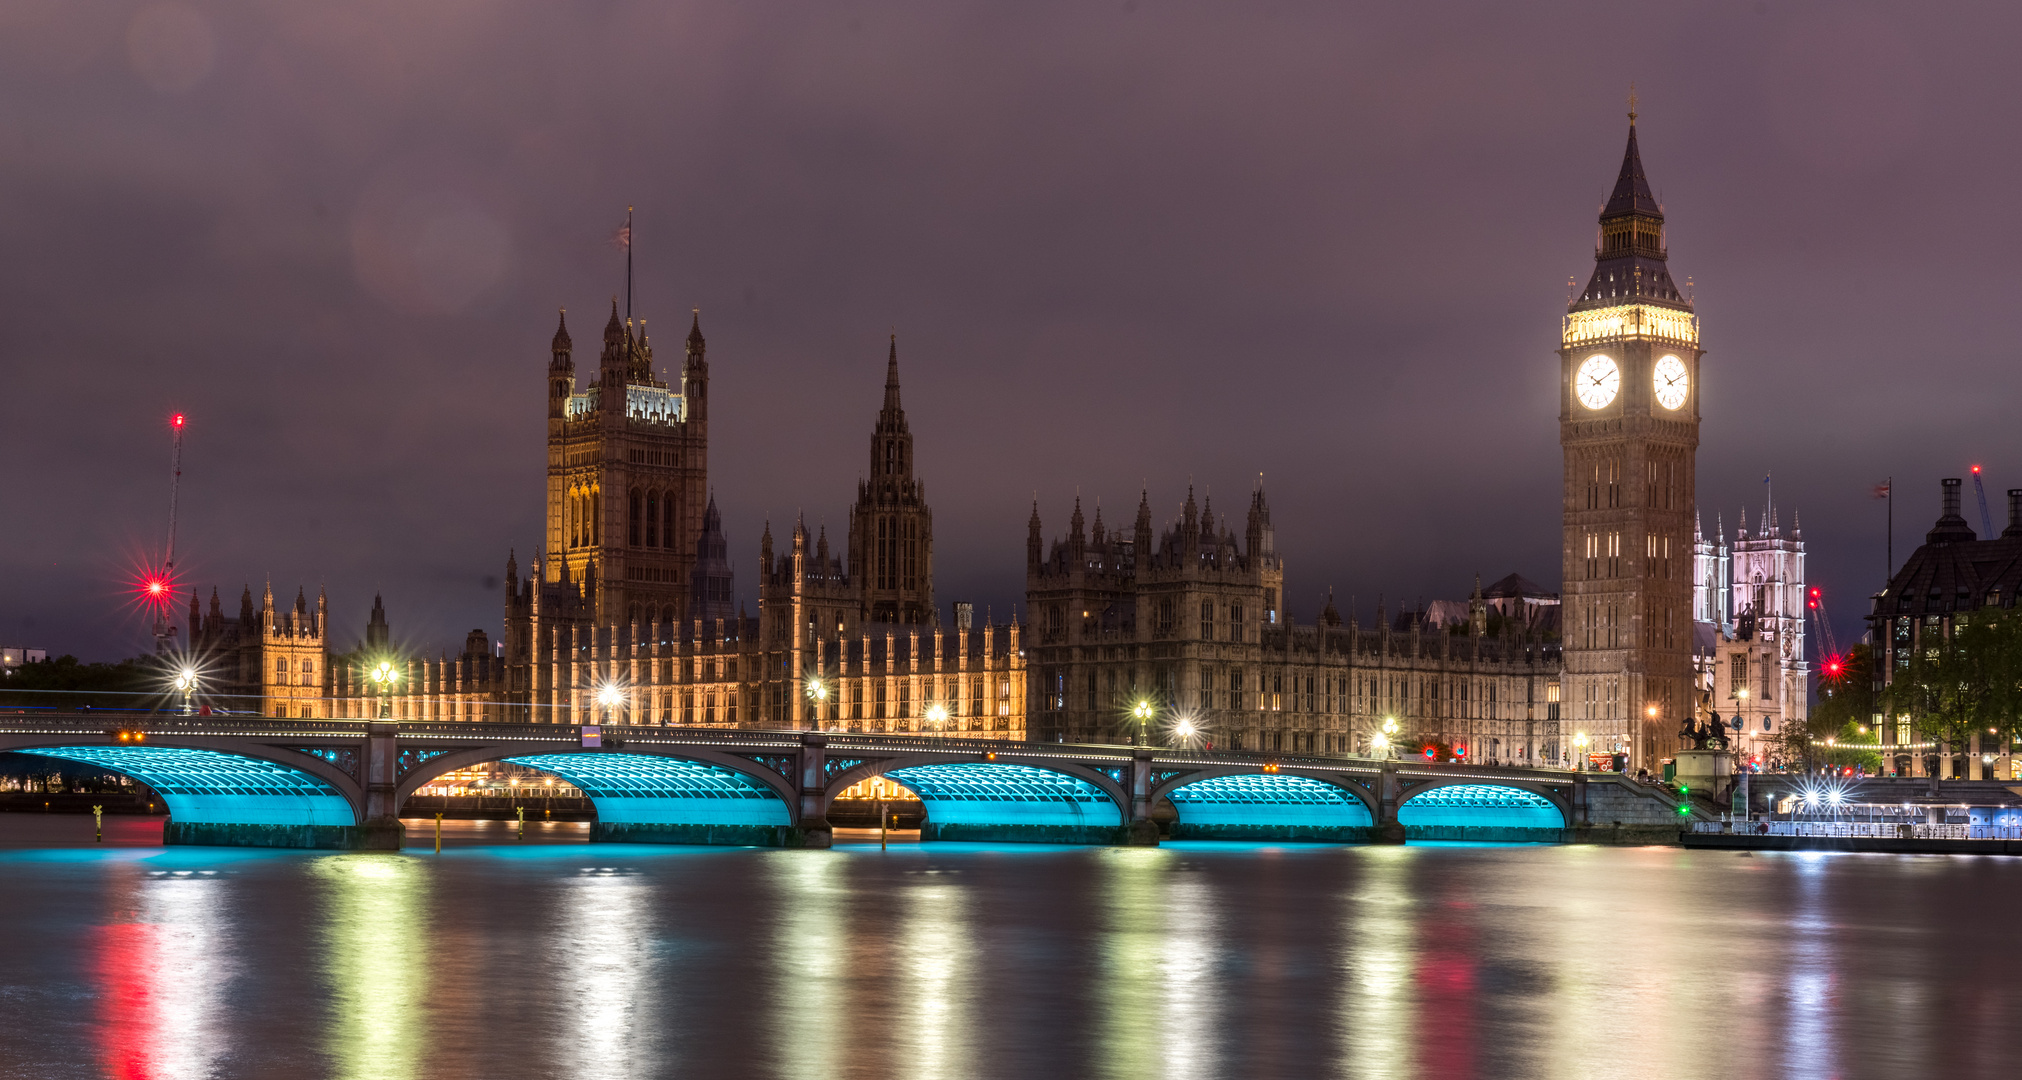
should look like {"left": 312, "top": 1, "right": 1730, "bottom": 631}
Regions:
{"left": 1575, "top": 354, "right": 1620, "bottom": 410}
{"left": 1653, "top": 354, "right": 1689, "bottom": 410}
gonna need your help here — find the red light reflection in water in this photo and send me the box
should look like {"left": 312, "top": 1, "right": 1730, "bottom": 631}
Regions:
{"left": 90, "top": 872, "right": 223, "bottom": 1080}
{"left": 1416, "top": 913, "right": 1477, "bottom": 1079}
{"left": 94, "top": 921, "right": 163, "bottom": 1080}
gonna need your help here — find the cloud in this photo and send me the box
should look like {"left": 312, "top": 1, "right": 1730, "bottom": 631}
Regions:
{"left": 127, "top": 4, "right": 215, "bottom": 94}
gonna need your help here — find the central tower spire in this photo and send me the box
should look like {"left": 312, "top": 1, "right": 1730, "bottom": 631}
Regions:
{"left": 851, "top": 333, "right": 933, "bottom": 624}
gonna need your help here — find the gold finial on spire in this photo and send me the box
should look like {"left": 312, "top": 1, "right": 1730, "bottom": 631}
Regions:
{"left": 1628, "top": 83, "right": 1638, "bottom": 125}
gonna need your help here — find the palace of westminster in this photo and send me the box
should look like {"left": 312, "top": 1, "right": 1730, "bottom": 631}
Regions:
{"left": 181, "top": 115, "right": 1816, "bottom": 774}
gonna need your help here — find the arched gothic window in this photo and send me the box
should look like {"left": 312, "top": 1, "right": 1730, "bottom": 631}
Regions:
{"left": 646, "top": 491, "right": 659, "bottom": 548}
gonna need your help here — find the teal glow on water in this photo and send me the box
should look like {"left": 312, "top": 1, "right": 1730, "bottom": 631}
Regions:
{"left": 2, "top": 815, "right": 2019, "bottom": 1079}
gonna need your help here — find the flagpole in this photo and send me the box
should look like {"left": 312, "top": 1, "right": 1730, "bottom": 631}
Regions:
{"left": 625, "top": 206, "right": 634, "bottom": 325}
{"left": 1887, "top": 475, "right": 1893, "bottom": 583}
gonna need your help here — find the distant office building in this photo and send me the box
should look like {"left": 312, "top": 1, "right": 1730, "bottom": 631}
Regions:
{"left": 1867, "top": 478, "right": 2022, "bottom": 779}
{"left": 0, "top": 648, "right": 49, "bottom": 674}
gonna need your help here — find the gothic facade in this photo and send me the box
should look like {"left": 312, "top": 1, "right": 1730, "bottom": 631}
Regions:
{"left": 1558, "top": 114, "right": 1702, "bottom": 771}
{"left": 1024, "top": 487, "right": 1565, "bottom": 764}
{"left": 546, "top": 303, "right": 710, "bottom": 626}
{"left": 184, "top": 583, "right": 329, "bottom": 718}
{"left": 325, "top": 329, "right": 1024, "bottom": 739}
{"left": 1691, "top": 502, "right": 1809, "bottom": 763}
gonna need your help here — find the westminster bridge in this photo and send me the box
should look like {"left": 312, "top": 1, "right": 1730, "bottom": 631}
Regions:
{"left": 0, "top": 713, "right": 1707, "bottom": 849}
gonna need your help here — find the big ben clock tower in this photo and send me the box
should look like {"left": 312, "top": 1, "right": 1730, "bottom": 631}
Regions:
{"left": 1559, "top": 106, "right": 1700, "bottom": 771}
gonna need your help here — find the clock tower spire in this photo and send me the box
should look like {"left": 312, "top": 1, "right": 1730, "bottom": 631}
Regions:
{"left": 1559, "top": 112, "right": 1701, "bottom": 772}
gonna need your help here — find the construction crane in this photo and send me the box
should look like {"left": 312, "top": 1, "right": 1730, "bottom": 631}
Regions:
{"left": 1806, "top": 586, "right": 1843, "bottom": 682}
{"left": 1971, "top": 465, "right": 1995, "bottom": 537}
{"left": 152, "top": 413, "right": 187, "bottom": 654}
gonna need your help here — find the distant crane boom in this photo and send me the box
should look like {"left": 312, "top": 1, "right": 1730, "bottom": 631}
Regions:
{"left": 1807, "top": 586, "right": 1842, "bottom": 679}
{"left": 1972, "top": 466, "right": 1995, "bottom": 537}
{"left": 153, "top": 414, "right": 187, "bottom": 655}
{"left": 166, "top": 414, "right": 185, "bottom": 573}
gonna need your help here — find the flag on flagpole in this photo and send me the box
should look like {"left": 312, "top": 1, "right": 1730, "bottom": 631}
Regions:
{"left": 1871, "top": 481, "right": 1891, "bottom": 499}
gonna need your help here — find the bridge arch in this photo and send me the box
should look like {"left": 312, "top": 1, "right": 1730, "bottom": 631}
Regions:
{"left": 1154, "top": 768, "right": 1375, "bottom": 841}
{"left": 1397, "top": 780, "right": 1569, "bottom": 840}
{"left": 825, "top": 756, "right": 1130, "bottom": 844}
{"left": 395, "top": 745, "right": 803, "bottom": 846}
{"left": 7, "top": 743, "right": 359, "bottom": 847}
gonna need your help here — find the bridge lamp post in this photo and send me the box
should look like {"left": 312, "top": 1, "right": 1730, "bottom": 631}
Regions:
{"left": 370, "top": 660, "right": 400, "bottom": 720}
{"left": 597, "top": 684, "right": 623, "bottom": 728}
{"left": 1132, "top": 698, "right": 1155, "bottom": 747}
{"left": 925, "top": 702, "right": 949, "bottom": 734}
{"left": 806, "top": 677, "right": 829, "bottom": 729}
{"left": 173, "top": 668, "right": 197, "bottom": 716}
{"left": 1573, "top": 730, "right": 1589, "bottom": 772}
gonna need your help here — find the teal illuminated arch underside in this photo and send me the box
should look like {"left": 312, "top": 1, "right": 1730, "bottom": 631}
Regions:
{"left": 1398, "top": 784, "right": 1565, "bottom": 832}
{"left": 504, "top": 754, "right": 790, "bottom": 827}
{"left": 17, "top": 746, "right": 353, "bottom": 826}
{"left": 1165, "top": 774, "right": 1372, "bottom": 840}
{"left": 885, "top": 762, "right": 1121, "bottom": 842}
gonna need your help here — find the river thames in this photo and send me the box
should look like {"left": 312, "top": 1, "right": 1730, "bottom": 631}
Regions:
{"left": 1, "top": 816, "right": 2017, "bottom": 1080}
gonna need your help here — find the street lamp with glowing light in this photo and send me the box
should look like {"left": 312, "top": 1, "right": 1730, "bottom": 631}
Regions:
{"left": 1131, "top": 698, "right": 1155, "bottom": 746}
{"left": 925, "top": 702, "right": 949, "bottom": 732}
{"left": 805, "top": 676, "right": 829, "bottom": 729}
{"left": 369, "top": 659, "right": 400, "bottom": 719}
{"left": 1573, "top": 730, "right": 1590, "bottom": 771}
{"left": 596, "top": 683, "right": 623, "bottom": 726}
{"left": 173, "top": 667, "right": 197, "bottom": 715}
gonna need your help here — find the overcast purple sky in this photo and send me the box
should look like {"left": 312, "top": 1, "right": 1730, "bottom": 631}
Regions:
{"left": 4, "top": 1, "right": 2017, "bottom": 662}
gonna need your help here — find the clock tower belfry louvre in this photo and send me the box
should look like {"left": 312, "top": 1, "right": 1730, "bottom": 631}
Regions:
{"left": 1559, "top": 113, "right": 1701, "bottom": 771}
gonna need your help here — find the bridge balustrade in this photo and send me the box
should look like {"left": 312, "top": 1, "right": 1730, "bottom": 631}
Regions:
{"left": 0, "top": 712, "right": 1629, "bottom": 850}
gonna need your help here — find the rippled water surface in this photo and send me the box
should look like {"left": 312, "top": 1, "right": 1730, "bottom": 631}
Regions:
{"left": 2, "top": 814, "right": 2019, "bottom": 1080}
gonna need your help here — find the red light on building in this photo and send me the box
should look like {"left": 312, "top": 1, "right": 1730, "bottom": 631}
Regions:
{"left": 172, "top": 413, "right": 185, "bottom": 429}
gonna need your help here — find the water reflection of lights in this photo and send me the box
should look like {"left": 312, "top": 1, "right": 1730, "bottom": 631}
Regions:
{"left": 1780, "top": 861, "right": 1841, "bottom": 1080}
{"left": 316, "top": 856, "right": 427, "bottom": 1080}
{"left": 1157, "top": 873, "right": 1220, "bottom": 1080}
{"left": 95, "top": 862, "right": 230, "bottom": 1080}
{"left": 899, "top": 878, "right": 975, "bottom": 1079}
{"left": 770, "top": 855, "right": 844, "bottom": 1077}
{"left": 1100, "top": 849, "right": 1178, "bottom": 1075}
{"left": 555, "top": 862, "right": 659, "bottom": 1078}
{"left": 1338, "top": 848, "right": 1415, "bottom": 1079}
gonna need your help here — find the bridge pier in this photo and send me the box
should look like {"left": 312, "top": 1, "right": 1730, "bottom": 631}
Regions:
{"left": 357, "top": 720, "right": 405, "bottom": 851}
{"left": 1373, "top": 762, "right": 1405, "bottom": 844}
{"left": 1124, "top": 749, "right": 1160, "bottom": 846}
{"left": 795, "top": 732, "right": 834, "bottom": 849}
